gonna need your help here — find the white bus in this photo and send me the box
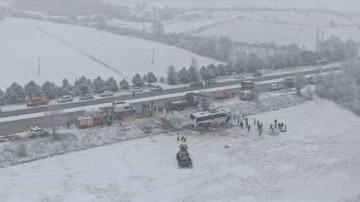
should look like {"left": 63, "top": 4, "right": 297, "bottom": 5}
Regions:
{"left": 188, "top": 108, "right": 230, "bottom": 128}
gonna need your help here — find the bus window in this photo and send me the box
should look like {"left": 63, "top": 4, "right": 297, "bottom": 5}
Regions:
{"left": 190, "top": 114, "right": 195, "bottom": 120}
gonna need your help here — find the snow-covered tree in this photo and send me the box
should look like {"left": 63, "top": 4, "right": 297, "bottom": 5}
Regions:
{"left": 0, "top": 89, "right": 4, "bottom": 97}
{"left": 4, "top": 82, "right": 25, "bottom": 104}
{"left": 119, "top": 78, "right": 129, "bottom": 89}
{"left": 188, "top": 66, "right": 199, "bottom": 82}
{"left": 199, "top": 66, "right": 207, "bottom": 76}
{"left": 167, "top": 65, "right": 177, "bottom": 85}
{"left": 92, "top": 76, "right": 106, "bottom": 93}
{"left": 60, "top": 78, "right": 75, "bottom": 96}
{"left": 216, "top": 64, "right": 227, "bottom": 76}
{"left": 79, "top": 84, "right": 90, "bottom": 95}
{"left": 152, "top": 20, "right": 165, "bottom": 36}
{"left": 178, "top": 67, "right": 189, "bottom": 83}
{"left": 294, "top": 72, "right": 306, "bottom": 96}
{"left": 41, "top": 81, "right": 59, "bottom": 99}
{"left": 344, "top": 39, "right": 359, "bottom": 59}
{"left": 74, "top": 76, "right": 92, "bottom": 95}
{"left": 24, "top": 81, "right": 41, "bottom": 99}
{"left": 132, "top": 73, "right": 144, "bottom": 87}
{"left": 147, "top": 72, "right": 157, "bottom": 85}
{"left": 106, "top": 77, "right": 118, "bottom": 92}
{"left": 142, "top": 74, "right": 148, "bottom": 84}
{"left": 206, "top": 64, "right": 217, "bottom": 77}
{"left": 190, "top": 57, "right": 198, "bottom": 69}
{"left": 44, "top": 104, "right": 65, "bottom": 139}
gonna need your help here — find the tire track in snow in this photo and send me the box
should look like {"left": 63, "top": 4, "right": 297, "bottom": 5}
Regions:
{"left": 36, "top": 27, "right": 129, "bottom": 80}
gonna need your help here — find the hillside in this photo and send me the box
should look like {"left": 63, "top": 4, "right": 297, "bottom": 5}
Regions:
{"left": 0, "top": 96, "right": 359, "bottom": 201}
{"left": 194, "top": 14, "right": 360, "bottom": 50}
{"left": 0, "top": 17, "right": 220, "bottom": 90}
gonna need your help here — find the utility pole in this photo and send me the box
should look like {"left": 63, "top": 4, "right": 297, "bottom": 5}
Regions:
{"left": 142, "top": 15, "right": 145, "bottom": 32}
{"left": 38, "top": 57, "right": 40, "bottom": 76}
{"left": 151, "top": 49, "right": 155, "bottom": 64}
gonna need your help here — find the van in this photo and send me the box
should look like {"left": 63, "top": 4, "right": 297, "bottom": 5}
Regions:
{"left": 283, "top": 77, "right": 294, "bottom": 87}
{"left": 113, "top": 103, "right": 136, "bottom": 115}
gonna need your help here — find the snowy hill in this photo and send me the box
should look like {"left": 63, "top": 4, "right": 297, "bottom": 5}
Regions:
{"left": 1, "top": 96, "right": 359, "bottom": 202}
{"left": 0, "top": 17, "right": 220, "bottom": 90}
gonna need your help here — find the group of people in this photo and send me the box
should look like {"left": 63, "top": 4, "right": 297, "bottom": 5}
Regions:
{"left": 234, "top": 115, "right": 252, "bottom": 132}
{"left": 141, "top": 101, "right": 175, "bottom": 117}
{"left": 270, "top": 119, "right": 287, "bottom": 132}
{"left": 232, "top": 114, "right": 288, "bottom": 136}
{"left": 177, "top": 133, "right": 188, "bottom": 142}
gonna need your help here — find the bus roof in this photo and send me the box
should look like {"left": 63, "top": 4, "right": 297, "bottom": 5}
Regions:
{"left": 191, "top": 108, "right": 230, "bottom": 118}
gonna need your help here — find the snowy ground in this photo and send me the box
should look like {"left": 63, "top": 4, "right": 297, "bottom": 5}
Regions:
{"left": 0, "top": 17, "right": 220, "bottom": 90}
{"left": 108, "top": 0, "right": 360, "bottom": 13}
{"left": 195, "top": 19, "right": 360, "bottom": 50}
{"left": 1, "top": 88, "right": 359, "bottom": 201}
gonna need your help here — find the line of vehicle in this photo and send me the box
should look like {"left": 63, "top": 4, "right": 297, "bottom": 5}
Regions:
{"left": 0, "top": 66, "right": 340, "bottom": 118}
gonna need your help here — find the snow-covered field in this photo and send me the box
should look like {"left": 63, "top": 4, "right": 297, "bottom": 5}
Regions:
{"left": 0, "top": 17, "right": 220, "bottom": 90}
{"left": 1, "top": 89, "right": 360, "bottom": 201}
{"left": 195, "top": 19, "right": 360, "bottom": 50}
{"left": 108, "top": 0, "right": 360, "bottom": 13}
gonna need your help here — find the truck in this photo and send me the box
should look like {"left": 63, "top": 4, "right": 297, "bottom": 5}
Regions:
{"left": 215, "top": 90, "right": 230, "bottom": 100}
{"left": 241, "top": 81, "right": 256, "bottom": 89}
{"left": 167, "top": 92, "right": 209, "bottom": 110}
{"left": 27, "top": 97, "right": 50, "bottom": 107}
{"left": 76, "top": 115, "right": 105, "bottom": 129}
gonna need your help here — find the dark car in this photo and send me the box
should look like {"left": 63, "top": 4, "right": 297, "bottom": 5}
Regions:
{"left": 190, "top": 81, "right": 203, "bottom": 87}
{"left": 253, "top": 72, "right": 263, "bottom": 77}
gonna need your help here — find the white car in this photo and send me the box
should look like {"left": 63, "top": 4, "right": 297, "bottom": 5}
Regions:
{"left": 234, "top": 74, "right": 245, "bottom": 79}
{"left": 100, "top": 91, "right": 114, "bottom": 97}
{"left": 208, "top": 79, "right": 217, "bottom": 84}
{"left": 57, "top": 95, "right": 73, "bottom": 103}
{"left": 149, "top": 86, "right": 163, "bottom": 91}
{"left": 269, "top": 84, "right": 281, "bottom": 91}
{"left": 131, "top": 87, "right": 143, "bottom": 92}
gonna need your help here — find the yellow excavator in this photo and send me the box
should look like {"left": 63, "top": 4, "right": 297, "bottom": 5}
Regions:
{"left": 176, "top": 142, "right": 192, "bottom": 168}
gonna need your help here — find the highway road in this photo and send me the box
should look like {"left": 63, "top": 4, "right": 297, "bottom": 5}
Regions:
{"left": 0, "top": 66, "right": 340, "bottom": 118}
{"left": 0, "top": 80, "right": 294, "bottom": 137}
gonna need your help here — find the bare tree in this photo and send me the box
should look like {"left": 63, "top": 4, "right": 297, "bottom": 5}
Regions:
{"left": 294, "top": 71, "right": 306, "bottom": 96}
{"left": 44, "top": 104, "right": 65, "bottom": 139}
{"left": 200, "top": 96, "right": 211, "bottom": 111}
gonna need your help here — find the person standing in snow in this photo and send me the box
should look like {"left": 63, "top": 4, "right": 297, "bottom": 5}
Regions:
{"left": 274, "top": 119, "right": 277, "bottom": 129}
{"left": 285, "top": 125, "right": 287, "bottom": 132}
{"left": 278, "top": 123, "right": 281, "bottom": 130}
{"left": 257, "top": 120, "right": 259, "bottom": 126}
{"left": 133, "top": 91, "right": 135, "bottom": 98}
{"left": 66, "top": 121, "right": 71, "bottom": 129}
{"left": 253, "top": 119, "right": 256, "bottom": 125}
{"left": 237, "top": 117, "right": 240, "bottom": 126}
{"left": 247, "top": 124, "right": 250, "bottom": 132}
{"left": 183, "top": 135, "right": 187, "bottom": 142}
{"left": 177, "top": 133, "right": 180, "bottom": 141}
